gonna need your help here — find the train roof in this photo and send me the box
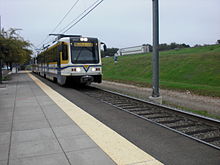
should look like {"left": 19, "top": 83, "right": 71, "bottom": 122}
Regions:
{"left": 55, "top": 34, "right": 82, "bottom": 40}
{"left": 52, "top": 34, "right": 98, "bottom": 43}
{"left": 40, "top": 35, "right": 99, "bottom": 52}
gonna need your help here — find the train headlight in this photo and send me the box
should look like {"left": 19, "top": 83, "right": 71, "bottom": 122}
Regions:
{"left": 80, "top": 37, "right": 88, "bottom": 42}
{"left": 91, "top": 67, "right": 101, "bottom": 72}
{"left": 76, "top": 67, "right": 81, "bottom": 72}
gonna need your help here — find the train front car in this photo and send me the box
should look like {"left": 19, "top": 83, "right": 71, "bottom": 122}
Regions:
{"left": 58, "top": 36, "right": 103, "bottom": 85}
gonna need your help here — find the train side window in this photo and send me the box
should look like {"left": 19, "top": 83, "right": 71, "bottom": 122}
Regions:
{"left": 62, "top": 45, "right": 68, "bottom": 60}
{"left": 52, "top": 48, "right": 56, "bottom": 62}
{"left": 46, "top": 50, "right": 50, "bottom": 63}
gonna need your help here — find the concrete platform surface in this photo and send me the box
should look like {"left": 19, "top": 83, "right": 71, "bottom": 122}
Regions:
{"left": 0, "top": 72, "right": 163, "bottom": 165}
{"left": 0, "top": 73, "right": 115, "bottom": 165}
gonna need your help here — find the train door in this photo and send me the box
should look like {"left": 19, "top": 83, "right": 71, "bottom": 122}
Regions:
{"left": 57, "top": 44, "right": 61, "bottom": 83}
{"left": 43, "top": 53, "right": 46, "bottom": 77}
{"left": 57, "top": 45, "right": 61, "bottom": 75}
{"left": 57, "top": 42, "right": 66, "bottom": 85}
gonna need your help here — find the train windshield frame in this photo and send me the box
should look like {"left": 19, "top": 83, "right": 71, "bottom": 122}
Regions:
{"left": 71, "top": 41, "right": 99, "bottom": 64}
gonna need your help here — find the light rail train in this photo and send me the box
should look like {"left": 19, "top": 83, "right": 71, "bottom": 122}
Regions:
{"left": 32, "top": 35, "right": 106, "bottom": 85}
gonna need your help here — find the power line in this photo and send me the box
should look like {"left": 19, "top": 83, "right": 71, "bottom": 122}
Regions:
{"left": 36, "top": 36, "right": 49, "bottom": 49}
{"left": 36, "top": 0, "right": 104, "bottom": 49}
{"left": 61, "top": 0, "right": 104, "bottom": 33}
{"left": 36, "top": 0, "right": 81, "bottom": 49}
{"left": 59, "top": 0, "right": 100, "bottom": 33}
{"left": 51, "top": 0, "right": 80, "bottom": 34}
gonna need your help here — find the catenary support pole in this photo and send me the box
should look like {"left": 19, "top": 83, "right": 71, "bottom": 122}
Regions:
{"left": 0, "top": 59, "right": 2, "bottom": 84}
{"left": 0, "top": 16, "right": 2, "bottom": 84}
{"left": 152, "top": 0, "right": 160, "bottom": 97}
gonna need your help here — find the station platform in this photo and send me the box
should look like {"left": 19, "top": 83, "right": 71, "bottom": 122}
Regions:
{"left": 0, "top": 72, "right": 163, "bottom": 165}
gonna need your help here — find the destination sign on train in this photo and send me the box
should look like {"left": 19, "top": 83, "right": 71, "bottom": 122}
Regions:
{"left": 74, "top": 42, "right": 93, "bottom": 47}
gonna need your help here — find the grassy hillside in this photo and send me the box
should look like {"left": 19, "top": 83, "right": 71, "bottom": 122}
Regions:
{"left": 102, "top": 44, "right": 220, "bottom": 97}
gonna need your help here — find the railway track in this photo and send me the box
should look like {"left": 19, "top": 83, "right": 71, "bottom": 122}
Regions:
{"left": 79, "top": 86, "right": 220, "bottom": 150}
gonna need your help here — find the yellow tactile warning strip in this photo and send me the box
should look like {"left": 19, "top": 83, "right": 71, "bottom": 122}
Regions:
{"left": 28, "top": 73, "right": 163, "bottom": 165}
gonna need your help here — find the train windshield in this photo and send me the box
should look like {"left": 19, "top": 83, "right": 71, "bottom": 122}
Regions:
{"left": 71, "top": 42, "right": 99, "bottom": 64}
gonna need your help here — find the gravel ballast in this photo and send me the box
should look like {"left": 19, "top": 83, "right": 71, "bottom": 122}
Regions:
{"left": 92, "top": 80, "right": 220, "bottom": 117}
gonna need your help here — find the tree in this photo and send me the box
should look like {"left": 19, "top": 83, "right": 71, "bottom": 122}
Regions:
{"left": 0, "top": 28, "right": 32, "bottom": 83}
{"left": 102, "top": 48, "right": 119, "bottom": 57}
{"left": 159, "top": 42, "right": 190, "bottom": 51}
{"left": 0, "top": 28, "right": 32, "bottom": 70}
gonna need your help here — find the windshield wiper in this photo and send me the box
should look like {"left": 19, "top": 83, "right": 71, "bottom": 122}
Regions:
{"left": 74, "top": 48, "right": 83, "bottom": 62}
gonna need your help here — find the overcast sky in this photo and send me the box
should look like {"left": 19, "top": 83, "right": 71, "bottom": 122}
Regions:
{"left": 1, "top": 0, "right": 220, "bottom": 51}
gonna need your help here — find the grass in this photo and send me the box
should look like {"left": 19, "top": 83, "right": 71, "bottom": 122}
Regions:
{"left": 102, "top": 44, "right": 220, "bottom": 97}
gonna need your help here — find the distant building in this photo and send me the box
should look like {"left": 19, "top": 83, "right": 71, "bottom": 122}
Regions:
{"left": 115, "top": 44, "right": 151, "bottom": 56}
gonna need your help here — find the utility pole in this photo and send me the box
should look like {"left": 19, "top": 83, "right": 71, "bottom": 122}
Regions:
{"left": 0, "top": 15, "right": 2, "bottom": 84}
{"left": 150, "top": 0, "right": 162, "bottom": 103}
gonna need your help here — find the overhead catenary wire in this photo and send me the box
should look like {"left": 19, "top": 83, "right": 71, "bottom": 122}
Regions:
{"left": 36, "top": 0, "right": 104, "bottom": 49}
{"left": 36, "top": 35, "right": 50, "bottom": 49}
{"left": 36, "top": 0, "right": 81, "bottom": 49}
{"left": 50, "top": 0, "right": 80, "bottom": 34}
{"left": 61, "top": 0, "right": 104, "bottom": 33}
{"left": 59, "top": 0, "right": 101, "bottom": 33}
